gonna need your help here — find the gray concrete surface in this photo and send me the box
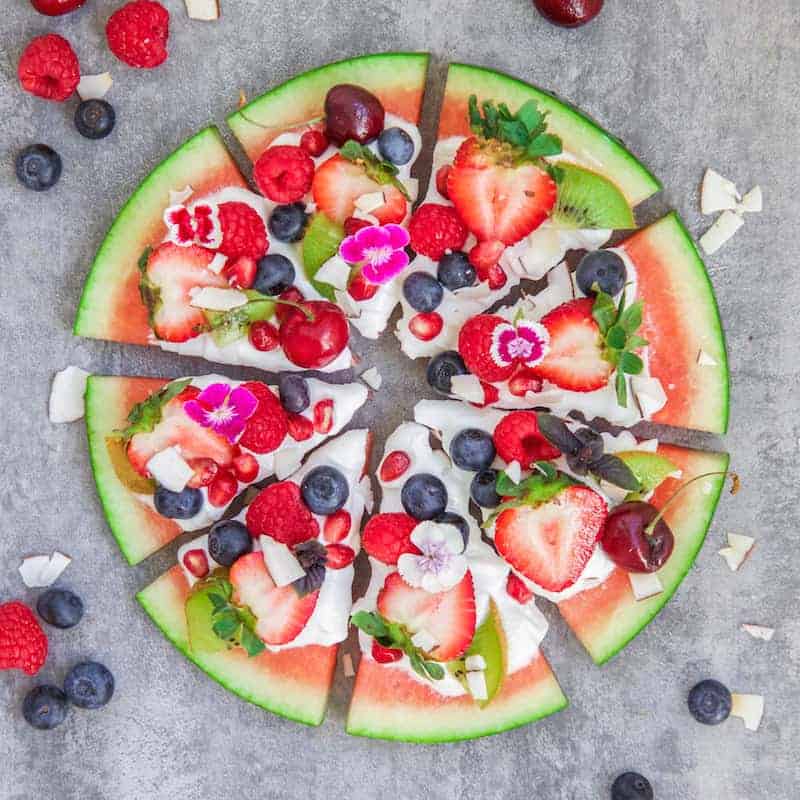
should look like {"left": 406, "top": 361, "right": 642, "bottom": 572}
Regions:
{"left": 1, "top": 1, "right": 798, "bottom": 798}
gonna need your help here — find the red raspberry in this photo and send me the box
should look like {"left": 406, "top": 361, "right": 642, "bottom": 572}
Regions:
{"left": 361, "top": 513, "right": 420, "bottom": 565}
{"left": 239, "top": 411, "right": 288, "bottom": 453}
{"left": 18, "top": 34, "right": 80, "bottom": 102}
{"left": 232, "top": 452, "right": 259, "bottom": 483}
{"left": 276, "top": 286, "right": 305, "bottom": 323}
{"left": 372, "top": 640, "right": 403, "bottom": 664}
{"left": 325, "top": 544, "right": 356, "bottom": 569}
{"left": 435, "top": 165, "right": 452, "bottom": 199}
{"left": 408, "top": 203, "right": 468, "bottom": 260}
{"left": 217, "top": 202, "right": 268, "bottom": 261}
{"left": 254, "top": 145, "right": 315, "bottom": 203}
{"left": 408, "top": 311, "right": 443, "bottom": 341}
{"left": 508, "top": 369, "right": 543, "bottom": 397}
{"left": 493, "top": 410, "right": 561, "bottom": 468}
{"left": 248, "top": 320, "right": 279, "bottom": 351}
{"left": 106, "top": 1, "right": 169, "bottom": 69}
{"left": 208, "top": 469, "right": 237, "bottom": 507}
{"left": 323, "top": 509, "right": 351, "bottom": 543}
{"left": 379, "top": 450, "right": 410, "bottom": 482}
{"left": 344, "top": 217, "right": 372, "bottom": 237}
{"left": 241, "top": 381, "right": 283, "bottom": 414}
{"left": 0, "top": 601, "right": 48, "bottom": 676}
{"left": 348, "top": 270, "right": 379, "bottom": 301}
{"left": 246, "top": 481, "right": 319, "bottom": 545}
{"left": 300, "top": 129, "right": 328, "bottom": 157}
{"left": 286, "top": 412, "right": 314, "bottom": 441}
{"left": 506, "top": 573, "right": 534, "bottom": 604}
{"left": 458, "top": 314, "right": 517, "bottom": 383}
{"left": 313, "top": 399, "right": 334, "bottom": 434}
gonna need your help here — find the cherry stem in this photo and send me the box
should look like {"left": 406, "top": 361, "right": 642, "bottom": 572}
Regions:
{"left": 645, "top": 470, "right": 737, "bottom": 535}
{"left": 272, "top": 298, "right": 314, "bottom": 321}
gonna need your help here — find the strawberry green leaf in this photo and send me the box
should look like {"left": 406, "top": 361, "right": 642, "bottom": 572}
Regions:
{"left": 113, "top": 378, "right": 191, "bottom": 442}
{"left": 615, "top": 370, "right": 628, "bottom": 407}
{"left": 351, "top": 610, "right": 390, "bottom": 639}
{"left": 340, "top": 140, "right": 410, "bottom": 200}
{"left": 620, "top": 351, "right": 644, "bottom": 375}
{"left": 526, "top": 134, "right": 563, "bottom": 159}
{"left": 517, "top": 100, "right": 545, "bottom": 135}
{"left": 239, "top": 626, "right": 266, "bottom": 657}
{"left": 592, "top": 290, "right": 618, "bottom": 334}
{"left": 619, "top": 301, "right": 644, "bottom": 333}
{"left": 606, "top": 324, "right": 628, "bottom": 350}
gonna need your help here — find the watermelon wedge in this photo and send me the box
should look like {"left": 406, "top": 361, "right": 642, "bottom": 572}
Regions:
{"left": 558, "top": 444, "right": 730, "bottom": 665}
{"left": 438, "top": 63, "right": 661, "bottom": 207}
{"left": 346, "top": 651, "right": 566, "bottom": 742}
{"left": 227, "top": 53, "right": 430, "bottom": 161}
{"left": 137, "top": 566, "right": 337, "bottom": 725}
{"left": 74, "top": 128, "right": 248, "bottom": 346}
{"left": 621, "top": 213, "right": 729, "bottom": 434}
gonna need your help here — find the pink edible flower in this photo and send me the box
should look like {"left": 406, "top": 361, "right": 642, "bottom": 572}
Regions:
{"left": 183, "top": 383, "right": 258, "bottom": 443}
{"left": 491, "top": 320, "right": 549, "bottom": 369}
{"left": 338, "top": 223, "right": 410, "bottom": 284}
{"left": 164, "top": 203, "right": 222, "bottom": 249}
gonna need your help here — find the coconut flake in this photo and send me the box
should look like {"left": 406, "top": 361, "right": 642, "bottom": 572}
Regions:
{"left": 260, "top": 536, "right": 306, "bottom": 586}
{"left": 505, "top": 460, "right": 522, "bottom": 485}
{"left": 700, "top": 211, "right": 745, "bottom": 255}
{"left": 701, "top": 168, "right": 740, "bottom": 215}
{"left": 40, "top": 551, "right": 72, "bottom": 586}
{"left": 189, "top": 287, "right": 248, "bottom": 311}
{"left": 169, "top": 185, "right": 194, "bottom": 206}
{"left": 410, "top": 629, "right": 438, "bottom": 651}
{"left": 354, "top": 191, "right": 385, "bottom": 214}
{"left": 450, "top": 374, "right": 485, "bottom": 404}
{"left": 741, "top": 623, "right": 775, "bottom": 641}
{"left": 342, "top": 652, "right": 355, "bottom": 678}
{"left": 352, "top": 209, "right": 380, "bottom": 224}
{"left": 146, "top": 446, "right": 194, "bottom": 493}
{"left": 19, "top": 556, "right": 53, "bottom": 588}
{"left": 631, "top": 376, "right": 668, "bottom": 418}
{"left": 185, "top": 0, "right": 220, "bottom": 20}
{"left": 314, "top": 256, "right": 351, "bottom": 291}
{"left": 465, "top": 654, "right": 487, "bottom": 671}
{"left": 628, "top": 571, "right": 663, "bottom": 601}
{"left": 719, "top": 533, "right": 755, "bottom": 571}
{"left": 77, "top": 72, "right": 113, "bottom": 101}
{"left": 697, "top": 349, "right": 718, "bottom": 366}
{"left": 49, "top": 366, "right": 90, "bottom": 423}
{"left": 207, "top": 253, "right": 228, "bottom": 275}
{"left": 731, "top": 693, "right": 764, "bottom": 731}
{"left": 361, "top": 367, "right": 382, "bottom": 391}
{"left": 737, "top": 186, "right": 763, "bottom": 214}
{"left": 466, "top": 669, "right": 488, "bottom": 701}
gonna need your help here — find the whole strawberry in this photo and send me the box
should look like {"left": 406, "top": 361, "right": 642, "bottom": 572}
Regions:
{"left": 0, "top": 601, "right": 48, "bottom": 676}
{"left": 107, "top": 0, "right": 170, "bottom": 69}
{"left": 31, "top": 0, "right": 87, "bottom": 15}
{"left": 18, "top": 34, "right": 80, "bottom": 102}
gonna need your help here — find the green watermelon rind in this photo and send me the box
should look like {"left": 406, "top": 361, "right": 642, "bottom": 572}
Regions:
{"left": 442, "top": 63, "right": 662, "bottom": 207}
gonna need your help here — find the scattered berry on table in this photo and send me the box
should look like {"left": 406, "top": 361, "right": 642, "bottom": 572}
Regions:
{"left": 31, "top": 0, "right": 87, "bottom": 15}
{"left": 426, "top": 350, "right": 468, "bottom": 395}
{"left": 576, "top": 250, "right": 627, "bottom": 297}
{"left": 253, "top": 254, "right": 295, "bottom": 296}
{"left": 246, "top": 481, "right": 319, "bottom": 545}
{"left": 470, "top": 469, "right": 501, "bottom": 508}
{"left": 301, "top": 465, "right": 349, "bottom": 515}
{"left": 409, "top": 203, "right": 468, "bottom": 260}
{"left": 533, "top": 0, "right": 604, "bottom": 28}
{"left": 378, "top": 127, "right": 414, "bottom": 165}
{"left": 610, "top": 771, "right": 654, "bottom": 800}
{"left": 75, "top": 99, "right": 116, "bottom": 140}
{"left": 324, "top": 84, "right": 385, "bottom": 146}
{"left": 18, "top": 34, "right": 80, "bottom": 101}
{"left": 268, "top": 203, "right": 308, "bottom": 243}
{"left": 36, "top": 589, "right": 84, "bottom": 629}
{"left": 208, "top": 520, "right": 252, "bottom": 566}
{"left": 106, "top": 1, "right": 170, "bottom": 69}
{"left": 362, "top": 513, "right": 419, "bottom": 564}
{"left": 401, "top": 473, "right": 448, "bottom": 520}
{"left": 154, "top": 485, "right": 203, "bottom": 518}
{"left": 254, "top": 145, "right": 314, "bottom": 203}
{"left": 688, "top": 679, "right": 732, "bottom": 725}
{"left": 278, "top": 375, "right": 310, "bottom": 414}
{"left": 22, "top": 685, "right": 68, "bottom": 729}
{"left": 64, "top": 661, "right": 115, "bottom": 709}
{"left": 437, "top": 251, "right": 476, "bottom": 290}
{"left": 380, "top": 450, "right": 411, "bottom": 482}
{"left": 409, "top": 311, "right": 443, "bottom": 341}
{"left": 0, "top": 601, "right": 48, "bottom": 675}
{"left": 403, "top": 272, "right": 444, "bottom": 312}
{"left": 450, "top": 428, "right": 496, "bottom": 472}
{"left": 15, "top": 144, "right": 62, "bottom": 191}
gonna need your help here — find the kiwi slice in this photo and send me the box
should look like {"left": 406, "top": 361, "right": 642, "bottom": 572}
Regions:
{"left": 550, "top": 162, "right": 635, "bottom": 230}
{"left": 301, "top": 213, "right": 345, "bottom": 302}
{"left": 105, "top": 437, "right": 156, "bottom": 494}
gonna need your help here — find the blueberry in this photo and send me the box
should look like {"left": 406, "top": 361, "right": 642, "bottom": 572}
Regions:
{"left": 64, "top": 662, "right": 114, "bottom": 709}
{"left": 434, "top": 512, "right": 469, "bottom": 551}
{"left": 470, "top": 469, "right": 501, "bottom": 508}
{"left": 253, "top": 254, "right": 296, "bottom": 296}
{"left": 208, "top": 520, "right": 252, "bottom": 567}
{"left": 688, "top": 678, "right": 732, "bottom": 725}
{"left": 437, "top": 251, "right": 476, "bottom": 291}
{"left": 278, "top": 374, "right": 310, "bottom": 413}
{"left": 15, "top": 144, "right": 61, "bottom": 192}
{"left": 611, "top": 772, "right": 654, "bottom": 800}
{"left": 75, "top": 99, "right": 116, "bottom": 140}
{"left": 154, "top": 486, "right": 203, "bottom": 519}
{"left": 301, "top": 466, "right": 349, "bottom": 515}
{"left": 576, "top": 250, "right": 627, "bottom": 297}
{"left": 37, "top": 588, "right": 84, "bottom": 629}
{"left": 22, "top": 685, "right": 68, "bottom": 730}
{"left": 377, "top": 127, "right": 414, "bottom": 165}
{"left": 403, "top": 272, "right": 443, "bottom": 312}
{"left": 268, "top": 203, "right": 308, "bottom": 243}
{"left": 401, "top": 473, "right": 448, "bottom": 520}
{"left": 450, "top": 428, "right": 496, "bottom": 472}
{"left": 426, "top": 351, "right": 468, "bottom": 395}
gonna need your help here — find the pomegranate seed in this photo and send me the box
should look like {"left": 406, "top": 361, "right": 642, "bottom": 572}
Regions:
{"left": 276, "top": 286, "right": 305, "bottom": 323}
{"left": 232, "top": 452, "right": 259, "bottom": 483}
{"left": 313, "top": 398, "right": 334, "bottom": 434}
{"left": 323, "top": 509, "right": 351, "bottom": 543}
{"left": 182, "top": 548, "right": 209, "bottom": 579}
{"left": 508, "top": 369, "right": 543, "bottom": 397}
{"left": 469, "top": 240, "right": 505, "bottom": 271}
{"left": 344, "top": 216, "right": 371, "bottom": 236}
{"left": 506, "top": 573, "right": 534, "bottom": 604}
{"left": 479, "top": 381, "right": 500, "bottom": 407}
{"left": 249, "top": 320, "right": 280, "bottom": 351}
{"left": 372, "top": 640, "right": 403, "bottom": 664}
{"left": 208, "top": 469, "right": 238, "bottom": 508}
{"left": 408, "top": 311, "right": 443, "bottom": 341}
{"left": 286, "top": 412, "right": 314, "bottom": 441}
{"left": 348, "top": 269, "right": 379, "bottom": 301}
{"left": 380, "top": 450, "right": 411, "bottom": 482}
{"left": 435, "top": 164, "right": 452, "bottom": 199}
{"left": 300, "top": 129, "right": 328, "bottom": 157}
{"left": 186, "top": 457, "right": 219, "bottom": 488}
{"left": 486, "top": 262, "right": 508, "bottom": 290}
{"left": 325, "top": 543, "right": 356, "bottom": 569}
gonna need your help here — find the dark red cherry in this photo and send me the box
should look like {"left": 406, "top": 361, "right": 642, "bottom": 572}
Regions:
{"left": 324, "top": 84, "right": 385, "bottom": 146}
{"left": 600, "top": 501, "right": 674, "bottom": 573}
{"left": 279, "top": 300, "right": 349, "bottom": 369}
{"left": 532, "top": 0, "right": 604, "bottom": 27}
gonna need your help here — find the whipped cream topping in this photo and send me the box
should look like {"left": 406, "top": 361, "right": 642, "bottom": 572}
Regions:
{"left": 352, "top": 422, "right": 549, "bottom": 698}
{"left": 178, "top": 428, "right": 371, "bottom": 651}
{"left": 136, "top": 374, "right": 368, "bottom": 532}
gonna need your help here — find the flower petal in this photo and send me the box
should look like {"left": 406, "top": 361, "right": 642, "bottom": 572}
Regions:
{"left": 229, "top": 386, "right": 259, "bottom": 422}
{"left": 183, "top": 399, "right": 205, "bottom": 425}
{"left": 397, "top": 553, "right": 425, "bottom": 588}
{"left": 356, "top": 225, "right": 390, "bottom": 249}
{"left": 385, "top": 223, "right": 410, "bottom": 250}
{"left": 197, "top": 382, "right": 231, "bottom": 411}
{"left": 361, "top": 248, "right": 409, "bottom": 284}
{"left": 339, "top": 235, "right": 366, "bottom": 264}
{"left": 437, "top": 555, "right": 468, "bottom": 590}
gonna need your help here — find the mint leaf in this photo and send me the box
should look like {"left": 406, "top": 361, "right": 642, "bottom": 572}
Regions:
{"left": 615, "top": 370, "right": 628, "bottom": 407}
{"left": 592, "top": 290, "right": 617, "bottom": 334}
{"left": 113, "top": 378, "right": 191, "bottom": 442}
{"left": 212, "top": 614, "right": 240, "bottom": 640}
{"left": 351, "top": 611, "right": 390, "bottom": 639}
{"left": 619, "top": 351, "right": 644, "bottom": 375}
{"left": 619, "top": 301, "right": 643, "bottom": 333}
{"left": 526, "top": 133, "right": 563, "bottom": 159}
{"left": 606, "top": 324, "right": 627, "bottom": 350}
{"left": 498, "top": 119, "right": 529, "bottom": 147}
{"left": 495, "top": 470, "right": 523, "bottom": 497}
{"left": 516, "top": 100, "right": 545, "bottom": 134}
{"left": 240, "top": 626, "right": 266, "bottom": 657}
{"left": 627, "top": 334, "right": 649, "bottom": 350}
{"left": 340, "top": 140, "right": 410, "bottom": 200}
{"left": 423, "top": 661, "right": 445, "bottom": 680}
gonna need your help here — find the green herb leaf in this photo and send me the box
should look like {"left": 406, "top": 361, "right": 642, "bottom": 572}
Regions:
{"left": 619, "top": 301, "right": 643, "bottom": 333}
{"left": 526, "top": 133, "right": 563, "bottom": 159}
{"left": 339, "top": 140, "right": 410, "bottom": 200}
{"left": 351, "top": 611, "right": 390, "bottom": 639}
{"left": 606, "top": 324, "right": 628, "bottom": 350}
{"left": 137, "top": 246, "right": 152, "bottom": 273}
{"left": 627, "top": 334, "right": 649, "bottom": 350}
{"left": 495, "top": 470, "right": 523, "bottom": 497}
{"left": 212, "top": 614, "right": 240, "bottom": 640}
{"left": 619, "top": 351, "right": 644, "bottom": 375}
{"left": 498, "top": 119, "right": 529, "bottom": 147}
{"left": 240, "top": 626, "right": 266, "bottom": 657}
{"left": 112, "top": 378, "right": 191, "bottom": 442}
{"left": 615, "top": 370, "right": 628, "bottom": 407}
{"left": 592, "top": 290, "right": 618, "bottom": 334}
{"left": 516, "top": 100, "right": 545, "bottom": 135}
{"left": 590, "top": 454, "right": 641, "bottom": 492}
{"left": 423, "top": 661, "right": 445, "bottom": 680}
{"left": 534, "top": 461, "right": 557, "bottom": 481}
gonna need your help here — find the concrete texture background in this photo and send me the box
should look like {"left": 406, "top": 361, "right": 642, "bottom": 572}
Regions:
{"left": 1, "top": 1, "right": 798, "bottom": 797}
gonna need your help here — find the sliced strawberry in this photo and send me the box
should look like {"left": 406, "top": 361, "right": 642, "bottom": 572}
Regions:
{"left": 458, "top": 314, "right": 516, "bottom": 383}
{"left": 377, "top": 571, "right": 476, "bottom": 662}
{"left": 379, "top": 450, "right": 411, "bottom": 483}
{"left": 207, "top": 469, "right": 238, "bottom": 508}
{"left": 508, "top": 369, "right": 543, "bottom": 397}
{"left": 478, "top": 381, "right": 500, "bottom": 407}
{"left": 534, "top": 298, "right": 613, "bottom": 392}
{"left": 230, "top": 552, "right": 318, "bottom": 645}
{"left": 325, "top": 544, "right": 356, "bottom": 569}
{"left": 144, "top": 243, "right": 228, "bottom": 342}
{"left": 348, "top": 269, "right": 379, "bottom": 301}
{"left": 186, "top": 457, "right": 219, "bottom": 488}
{"left": 323, "top": 509, "right": 351, "bottom": 543}
{"left": 494, "top": 485, "right": 608, "bottom": 592}
{"left": 505, "top": 573, "right": 533, "bottom": 604}
{"left": 224, "top": 256, "right": 257, "bottom": 289}
{"left": 493, "top": 410, "right": 561, "bottom": 468}
{"left": 312, "top": 154, "right": 406, "bottom": 225}
{"left": 372, "top": 640, "right": 403, "bottom": 663}
{"left": 361, "top": 513, "right": 419, "bottom": 565}
{"left": 312, "top": 399, "right": 334, "bottom": 434}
